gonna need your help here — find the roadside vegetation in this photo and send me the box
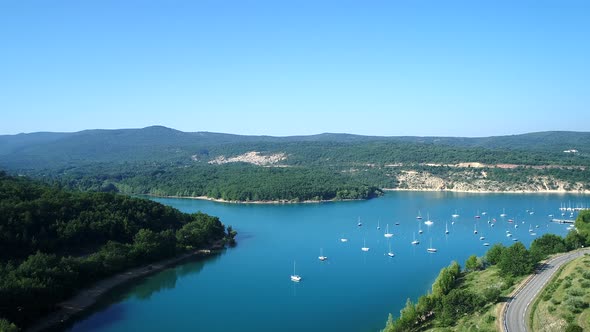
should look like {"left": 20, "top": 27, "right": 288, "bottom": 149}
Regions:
{"left": 530, "top": 255, "right": 590, "bottom": 332}
{"left": 0, "top": 171, "right": 234, "bottom": 330}
{"left": 383, "top": 211, "right": 590, "bottom": 332}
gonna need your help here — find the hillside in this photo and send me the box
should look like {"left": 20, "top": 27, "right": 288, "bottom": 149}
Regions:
{"left": 1, "top": 126, "right": 589, "bottom": 200}
{"left": 1, "top": 126, "right": 590, "bottom": 169}
{"left": 0, "top": 171, "right": 231, "bottom": 329}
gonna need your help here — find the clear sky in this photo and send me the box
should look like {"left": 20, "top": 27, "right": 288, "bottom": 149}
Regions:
{"left": 1, "top": 1, "right": 589, "bottom": 137}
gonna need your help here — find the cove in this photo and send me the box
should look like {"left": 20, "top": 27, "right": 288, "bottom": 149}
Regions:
{"left": 63, "top": 192, "right": 581, "bottom": 332}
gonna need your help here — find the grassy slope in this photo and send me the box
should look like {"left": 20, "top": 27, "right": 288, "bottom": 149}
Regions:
{"left": 423, "top": 267, "right": 524, "bottom": 332}
{"left": 530, "top": 254, "right": 590, "bottom": 331}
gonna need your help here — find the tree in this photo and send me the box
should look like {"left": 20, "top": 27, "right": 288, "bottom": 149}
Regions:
{"left": 486, "top": 243, "right": 505, "bottom": 265}
{"left": 530, "top": 234, "right": 566, "bottom": 262}
{"left": 565, "top": 231, "right": 586, "bottom": 250}
{"left": 574, "top": 210, "right": 590, "bottom": 243}
{"left": 498, "top": 242, "right": 534, "bottom": 276}
{"left": 465, "top": 255, "right": 479, "bottom": 272}
{"left": 432, "top": 261, "right": 461, "bottom": 297}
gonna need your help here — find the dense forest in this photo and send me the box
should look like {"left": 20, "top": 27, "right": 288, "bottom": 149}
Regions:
{"left": 1, "top": 126, "right": 589, "bottom": 201}
{"left": 0, "top": 171, "right": 233, "bottom": 330}
{"left": 384, "top": 211, "right": 590, "bottom": 331}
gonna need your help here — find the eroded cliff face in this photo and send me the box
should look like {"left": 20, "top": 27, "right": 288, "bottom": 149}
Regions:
{"left": 393, "top": 170, "right": 589, "bottom": 193}
{"left": 207, "top": 151, "right": 287, "bottom": 166}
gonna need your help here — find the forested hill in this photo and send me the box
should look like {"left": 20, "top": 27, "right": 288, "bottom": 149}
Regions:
{"left": 0, "top": 171, "right": 232, "bottom": 330}
{"left": 1, "top": 126, "right": 589, "bottom": 201}
{"left": 1, "top": 126, "right": 590, "bottom": 169}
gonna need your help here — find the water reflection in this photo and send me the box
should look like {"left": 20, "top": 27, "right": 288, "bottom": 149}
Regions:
{"left": 62, "top": 251, "right": 224, "bottom": 331}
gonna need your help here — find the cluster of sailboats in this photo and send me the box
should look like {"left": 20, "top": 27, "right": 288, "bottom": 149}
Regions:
{"left": 291, "top": 206, "right": 577, "bottom": 282}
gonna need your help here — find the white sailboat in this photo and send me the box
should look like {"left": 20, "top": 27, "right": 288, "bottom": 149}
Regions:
{"left": 361, "top": 238, "right": 370, "bottom": 252}
{"left": 473, "top": 223, "right": 478, "bottom": 234}
{"left": 318, "top": 248, "right": 327, "bottom": 261}
{"left": 377, "top": 218, "right": 381, "bottom": 230}
{"left": 479, "top": 236, "right": 485, "bottom": 240}
{"left": 418, "top": 221, "right": 423, "bottom": 234}
{"left": 445, "top": 222, "right": 449, "bottom": 234}
{"left": 424, "top": 213, "right": 434, "bottom": 226}
{"left": 411, "top": 232, "right": 420, "bottom": 245}
{"left": 387, "top": 241, "right": 394, "bottom": 257}
{"left": 357, "top": 216, "right": 362, "bottom": 227}
{"left": 451, "top": 210, "right": 460, "bottom": 218}
{"left": 427, "top": 238, "right": 437, "bottom": 253}
{"left": 416, "top": 210, "right": 423, "bottom": 220}
{"left": 290, "top": 261, "right": 301, "bottom": 282}
{"left": 500, "top": 208, "right": 507, "bottom": 217}
{"left": 340, "top": 238, "right": 348, "bottom": 242}
{"left": 384, "top": 224, "right": 393, "bottom": 238}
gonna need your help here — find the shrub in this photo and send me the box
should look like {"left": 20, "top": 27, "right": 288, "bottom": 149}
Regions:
{"left": 565, "top": 324, "right": 583, "bottom": 332}
{"left": 567, "top": 288, "right": 584, "bottom": 297}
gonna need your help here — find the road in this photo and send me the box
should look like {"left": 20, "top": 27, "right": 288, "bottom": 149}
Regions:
{"left": 503, "top": 249, "right": 590, "bottom": 332}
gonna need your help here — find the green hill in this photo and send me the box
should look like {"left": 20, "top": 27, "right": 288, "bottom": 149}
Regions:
{"left": 1, "top": 126, "right": 589, "bottom": 200}
{"left": 0, "top": 171, "right": 231, "bottom": 329}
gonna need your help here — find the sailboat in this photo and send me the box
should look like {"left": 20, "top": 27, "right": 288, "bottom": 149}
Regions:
{"left": 475, "top": 209, "right": 481, "bottom": 219}
{"left": 500, "top": 208, "right": 507, "bottom": 217}
{"left": 387, "top": 241, "right": 395, "bottom": 257}
{"left": 361, "top": 238, "right": 370, "bottom": 252}
{"left": 424, "top": 213, "right": 434, "bottom": 226}
{"left": 290, "top": 261, "right": 301, "bottom": 282}
{"left": 473, "top": 223, "right": 478, "bottom": 234}
{"left": 418, "top": 222, "right": 423, "bottom": 234}
{"left": 411, "top": 232, "right": 420, "bottom": 245}
{"left": 451, "top": 210, "right": 460, "bottom": 218}
{"left": 318, "top": 248, "right": 327, "bottom": 261}
{"left": 416, "top": 210, "right": 423, "bottom": 220}
{"left": 427, "top": 238, "right": 437, "bottom": 253}
{"left": 479, "top": 236, "right": 485, "bottom": 240}
{"left": 384, "top": 224, "right": 393, "bottom": 238}
{"left": 377, "top": 219, "right": 381, "bottom": 230}
{"left": 357, "top": 217, "right": 362, "bottom": 227}
{"left": 445, "top": 222, "right": 449, "bottom": 234}
{"left": 340, "top": 238, "right": 348, "bottom": 242}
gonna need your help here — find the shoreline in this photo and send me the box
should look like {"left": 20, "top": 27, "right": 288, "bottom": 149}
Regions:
{"left": 26, "top": 244, "right": 223, "bottom": 332}
{"left": 144, "top": 187, "right": 590, "bottom": 205}
{"left": 382, "top": 188, "right": 590, "bottom": 194}
{"left": 144, "top": 194, "right": 368, "bottom": 204}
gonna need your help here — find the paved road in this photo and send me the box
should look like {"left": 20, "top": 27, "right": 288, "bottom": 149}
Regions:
{"left": 503, "top": 249, "right": 590, "bottom": 332}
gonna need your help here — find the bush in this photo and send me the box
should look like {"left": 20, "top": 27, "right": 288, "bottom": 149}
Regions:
{"left": 567, "top": 288, "right": 584, "bottom": 297}
{"left": 565, "top": 324, "right": 583, "bottom": 332}
{"left": 483, "top": 287, "right": 501, "bottom": 303}
{"left": 0, "top": 319, "right": 18, "bottom": 332}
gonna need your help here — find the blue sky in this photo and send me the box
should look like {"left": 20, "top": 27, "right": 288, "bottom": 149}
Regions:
{"left": 1, "top": 1, "right": 589, "bottom": 137}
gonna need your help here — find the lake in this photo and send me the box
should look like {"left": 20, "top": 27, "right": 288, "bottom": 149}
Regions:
{"left": 65, "top": 192, "right": 584, "bottom": 332}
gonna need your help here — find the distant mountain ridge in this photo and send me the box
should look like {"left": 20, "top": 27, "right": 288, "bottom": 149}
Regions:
{"left": 1, "top": 126, "right": 589, "bottom": 170}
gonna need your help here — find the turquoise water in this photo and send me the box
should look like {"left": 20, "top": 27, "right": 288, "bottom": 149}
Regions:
{"left": 66, "top": 192, "right": 584, "bottom": 332}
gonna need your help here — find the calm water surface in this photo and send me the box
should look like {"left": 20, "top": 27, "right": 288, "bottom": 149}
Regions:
{"left": 66, "top": 192, "right": 584, "bottom": 332}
